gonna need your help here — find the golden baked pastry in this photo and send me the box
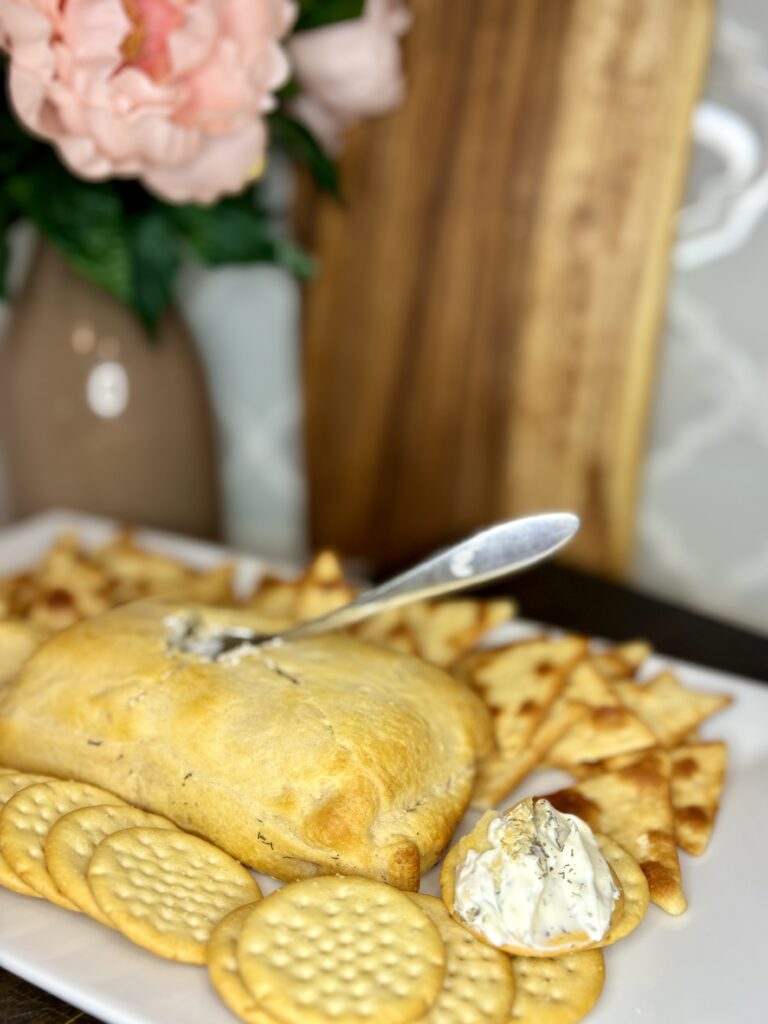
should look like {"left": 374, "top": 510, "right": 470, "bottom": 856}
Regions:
{"left": 0, "top": 620, "right": 49, "bottom": 691}
{"left": 0, "top": 600, "right": 491, "bottom": 890}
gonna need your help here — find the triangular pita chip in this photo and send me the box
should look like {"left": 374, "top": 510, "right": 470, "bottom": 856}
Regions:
{"left": 460, "top": 637, "right": 587, "bottom": 807}
{"left": 244, "top": 574, "right": 300, "bottom": 625}
{"left": 545, "top": 749, "right": 686, "bottom": 915}
{"left": 545, "top": 661, "right": 657, "bottom": 768}
{"left": 670, "top": 741, "right": 727, "bottom": 856}
{"left": 247, "top": 551, "right": 355, "bottom": 626}
{"left": 471, "top": 698, "right": 586, "bottom": 809}
{"left": 564, "top": 747, "right": 657, "bottom": 780}
{"left": 247, "top": 552, "right": 514, "bottom": 667}
{"left": 574, "top": 741, "right": 729, "bottom": 856}
{"left": 95, "top": 531, "right": 234, "bottom": 605}
{"left": 1, "top": 531, "right": 234, "bottom": 631}
{"left": 611, "top": 640, "right": 653, "bottom": 672}
{"left": 457, "top": 636, "right": 588, "bottom": 699}
{"left": 357, "top": 597, "right": 514, "bottom": 668}
{"left": 353, "top": 606, "right": 419, "bottom": 655}
{"left": 613, "top": 671, "right": 732, "bottom": 747}
{"left": 586, "top": 641, "right": 652, "bottom": 681}
{"left": 294, "top": 552, "right": 358, "bottom": 622}
{"left": 586, "top": 653, "right": 631, "bottom": 680}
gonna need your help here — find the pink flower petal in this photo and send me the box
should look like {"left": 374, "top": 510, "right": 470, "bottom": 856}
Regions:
{"left": 62, "top": 0, "right": 130, "bottom": 68}
{"left": 143, "top": 119, "right": 266, "bottom": 204}
{"left": 167, "top": 2, "right": 217, "bottom": 76}
{"left": 1, "top": 0, "right": 294, "bottom": 203}
{"left": 289, "top": 0, "right": 410, "bottom": 150}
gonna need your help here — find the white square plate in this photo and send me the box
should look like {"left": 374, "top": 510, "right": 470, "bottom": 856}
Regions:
{"left": 0, "top": 511, "right": 765, "bottom": 1024}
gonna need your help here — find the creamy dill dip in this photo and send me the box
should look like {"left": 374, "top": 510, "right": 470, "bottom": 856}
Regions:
{"left": 454, "top": 798, "right": 619, "bottom": 950}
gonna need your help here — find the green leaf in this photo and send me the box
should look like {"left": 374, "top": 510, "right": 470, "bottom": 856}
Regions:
{"left": 276, "top": 77, "right": 301, "bottom": 102}
{"left": 295, "top": 0, "right": 364, "bottom": 32}
{"left": 0, "top": 81, "right": 40, "bottom": 177}
{"left": 0, "top": 188, "right": 15, "bottom": 298}
{"left": 7, "top": 160, "right": 133, "bottom": 306}
{"left": 0, "top": 63, "right": 313, "bottom": 323}
{"left": 268, "top": 112, "right": 339, "bottom": 197}
{"left": 0, "top": 238, "right": 8, "bottom": 299}
{"left": 128, "top": 208, "right": 181, "bottom": 333}
{"left": 170, "top": 197, "right": 314, "bottom": 277}
{"left": 170, "top": 199, "right": 271, "bottom": 264}
{"left": 271, "top": 237, "right": 316, "bottom": 278}
{"left": 0, "top": 224, "right": 12, "bottom": 301}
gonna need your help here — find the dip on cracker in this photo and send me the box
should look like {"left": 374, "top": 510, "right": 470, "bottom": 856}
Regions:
{"left": 441, "top": 797, "right": 649, "bottom": 957}
{"left": 452, "top": 799, "right": 618, "bottom": 951}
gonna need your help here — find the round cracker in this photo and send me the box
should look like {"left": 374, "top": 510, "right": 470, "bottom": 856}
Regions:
{"left": 593, "top": 834, "right": 649, "bottom": 943}
{"left": 441, "top": 814, "right": 648, "bottom": 956}
{"left": 45, "top": 804, "right": 178, "bottom": 924}
{"left": 0, "top": 779, "right": 121, "bottom": 908}
{"left": 207, "top": 903, "right": 278, "bottom": 1024}
{"left": 238, "top": 875, "right": 446, "bottom": 1024}
{"left": 0, "top": 772, "right": 55, "bottom": 897}
{"left": 509, "top": 950, "right": 605, "bottom": 1024}
{"left": 88, "top": 827, "right": 262, "bottom": 963}
{"left": 408, "top": 893, "right": 515, "bottom": 1024}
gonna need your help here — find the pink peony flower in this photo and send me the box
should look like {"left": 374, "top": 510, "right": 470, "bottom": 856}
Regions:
{"left": 0, "top": 0, "right": 296, "bottom": 203}
{"left": 289, "top": 0, "right": 410, "bottom": 154}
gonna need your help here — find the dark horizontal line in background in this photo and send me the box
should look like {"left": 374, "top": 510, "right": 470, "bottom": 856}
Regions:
{"left": 474, "top": 563, "right": 768, "bottom": 684}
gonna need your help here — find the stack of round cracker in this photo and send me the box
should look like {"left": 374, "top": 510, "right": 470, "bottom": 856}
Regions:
{"left": 0, "top": 771, "right": 262, "bottom": 963}
{"left": 205, "top": 874, "right": 609, "bottom": 1024}
{"left": 0, "top": 756, "right": 705, "bottom": 1024}
{"left": 0, "top": 769, "right": 616, "bottom": 1024}
{"left": 208, "top": 876, "right": 517, "bottom": 1024}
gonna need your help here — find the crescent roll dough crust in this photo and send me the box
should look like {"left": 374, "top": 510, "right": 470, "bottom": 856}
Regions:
{"left": 0, "top": 600, "right": 490, "bottom": 889}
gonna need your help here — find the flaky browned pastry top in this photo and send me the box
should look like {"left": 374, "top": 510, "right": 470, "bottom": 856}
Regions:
{"left": 0, "top": 600, "right": 491, "bottom": 890}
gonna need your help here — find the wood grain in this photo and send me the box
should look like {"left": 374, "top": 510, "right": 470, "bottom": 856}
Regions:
{"left": 0, "top": 967, "right": 97, "bottom": 1023}
{"left": 300, "top": 0, "right": 714, "bottom": 574}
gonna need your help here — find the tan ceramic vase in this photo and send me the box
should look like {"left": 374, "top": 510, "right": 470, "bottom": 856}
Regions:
{"left": 0, "top": 242, "right": 220, "bottom": 538}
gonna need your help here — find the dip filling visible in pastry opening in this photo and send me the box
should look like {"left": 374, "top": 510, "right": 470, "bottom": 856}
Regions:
{"left": 165, "top": 613, "right": 263, "bottom": 661}
{"left": 454, "top": 798, "right": 619, "bottom": 950}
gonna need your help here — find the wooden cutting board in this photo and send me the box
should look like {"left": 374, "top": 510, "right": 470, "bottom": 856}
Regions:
{"left": 300, "top": 0, "right": 714, "bottom": 576}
